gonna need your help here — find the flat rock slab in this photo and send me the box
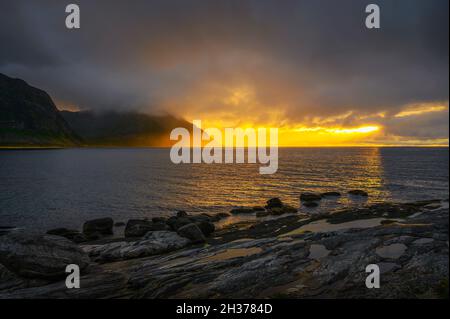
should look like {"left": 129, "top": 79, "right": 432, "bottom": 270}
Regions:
{"left": 0, "top": 232, "right": 90, "bottom": 280}
{"left": 1, "top": 201, "right": 448, "bottom": 299}
{"left": 84, "top": 231, "right": 190, "bottom": 263}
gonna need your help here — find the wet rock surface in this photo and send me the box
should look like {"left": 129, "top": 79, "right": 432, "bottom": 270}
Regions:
{"left": 46, "top": 228, "right": 87, "bottom": 243}
{"left": 83, "top": 218, "right": 114, "bottom": 237}
{"left": 177, "top": 223, "right": 206, "bottom": 243}
{"left": 125, "top": 219, "right": 170, "bottom": 238}
{"left": 303, "top": 201, "right": 319, "bottom": 208}
{"left": 300, "top": 192, "right": 322, "bottom": 202}
{"left": 0, "top": 199, "right": 448, "bottom": 299}
{"left": 231, "top": 198, "right": 299, "bottom": 217}
{"left": 0, "top": 227, "right": 16, "bottom": 237}
{"left": 84, "top": 231, "right": 190, "bottom": 263}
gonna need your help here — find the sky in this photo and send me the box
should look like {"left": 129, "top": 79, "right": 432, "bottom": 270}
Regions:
{"left": 0, "top": 0, "right": 448, "bottom": 146}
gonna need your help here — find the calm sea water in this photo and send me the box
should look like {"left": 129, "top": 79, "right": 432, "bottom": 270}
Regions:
{"left": 0, "top": 148, "right": 448, "bottom": 231}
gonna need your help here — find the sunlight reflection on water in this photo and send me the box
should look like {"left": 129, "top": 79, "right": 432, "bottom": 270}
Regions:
{"left": 0, "top": 147, "right": 448, "bottom": 230}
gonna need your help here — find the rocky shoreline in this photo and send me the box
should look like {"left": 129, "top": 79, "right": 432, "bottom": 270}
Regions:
{"left": 0, "top": 193, "right": 448, "bottom": 299}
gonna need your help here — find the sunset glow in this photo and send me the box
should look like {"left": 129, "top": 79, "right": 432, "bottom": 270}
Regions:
{"left": 394, "top": 104, "right": 448, "bottom": 118}
{"left": 294, "top": 125, "right": 380, "bottom": 134}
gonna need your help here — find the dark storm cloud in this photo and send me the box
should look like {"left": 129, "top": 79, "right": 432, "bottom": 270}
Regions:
{"left": 0, "top": 0, "right": 448, "bottom": 140}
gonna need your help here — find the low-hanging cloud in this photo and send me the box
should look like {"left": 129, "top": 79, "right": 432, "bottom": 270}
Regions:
{"left": 0, "top": 0, "right": 448, "bottom": 143}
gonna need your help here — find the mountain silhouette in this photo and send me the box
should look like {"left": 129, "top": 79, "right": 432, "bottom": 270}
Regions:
{"left": 0, "top": 73, "right": 80, "bottom": 146}
{"left": 61, "top": 110, "right": 192, "bottom": 147}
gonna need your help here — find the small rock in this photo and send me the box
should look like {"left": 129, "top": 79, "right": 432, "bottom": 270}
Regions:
{"left": 252, "top": 206, "right": 266, "bottom": 212}
{"left": 300, "top": 192, "right": 322, "bottom": 202}
{"left": 177, "top": 223, "right": 206, "bottom": 243}
{"left": 266, "top": 198, "right": 283, "bottom": 209}
{"left": 83, "top": 218, "right": 113, "bottom": 236}
{"left": 348, "top": 190, "right": 368, "bottom": 197}
{"left": 269, "top": 205, "right": 298, "bottom": 215}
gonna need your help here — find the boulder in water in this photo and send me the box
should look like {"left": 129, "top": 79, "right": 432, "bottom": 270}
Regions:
{"left": 303, "top": 201, "right": 319, "bottom": 208}
{"left": 83, "top": 218, "right": 113, "bottom": 236}
{"left": 300, "top": 193, "right": 322, "bottom": 202}
{"left": 266, "top": 198, "right": 283, "bottom": 209}
{"left": 166, "top": 216, "right": 192, "bottom": 231}
{"left": 177, "top": 223, "right": 206, "bottom": 243}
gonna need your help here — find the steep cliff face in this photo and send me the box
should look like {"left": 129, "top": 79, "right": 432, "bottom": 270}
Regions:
{"left": 0, "top": 73, "right": 80, "bottom": 146}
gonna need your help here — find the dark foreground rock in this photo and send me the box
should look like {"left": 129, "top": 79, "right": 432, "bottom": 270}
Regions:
{"left": 303, "top": 201, "right": 319, "bottom": 208}
{"left": 195, "top": 221, "right": 215, "bottom": 236}
{"left": 125, "top": 219, "right": 169, "bottom": 238}
{"left": 84, "top": 231, "right": 190, "bottom": 263}
{"left": 266, "top": 198, "right": 283, "bottom": 209}
{"left": 46, "top": 228, "right": 87, "bottom": 243}
{"left": 0, "top": 233, "right": 90, "bottom": 280}
{"left": 230, "top": 208, "right": 255, "bottom": 214}
{"left": 0, "top": 200, "right": 448, "bottom": 299}
{"left": 300, "top": 192, "right": 322, "bottom": 202}
{"left": 177, "top": 224, "right": 206, "bottom": 243}
{"left": 348, "top": 190, "right": 369, "bottom": 197}
{"left": 233, "top": 198, "right": 298, "bottom": 217}
{"left": 0, "top": 227, "right": 16, "bottom": 237}
{"left": 165, "top": 213, "right": 220, "bottom": 237}
{"left": 83, "top": 218, "right": 114, "bottom": 237}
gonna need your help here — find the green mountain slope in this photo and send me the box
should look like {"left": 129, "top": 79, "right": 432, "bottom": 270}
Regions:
{"left": 0, "top": 73, "right": 80, "bottom": 147}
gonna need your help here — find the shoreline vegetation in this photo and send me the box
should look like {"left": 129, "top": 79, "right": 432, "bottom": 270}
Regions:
{"left": 0, "top": 191, "right": 448, "bottom": 299}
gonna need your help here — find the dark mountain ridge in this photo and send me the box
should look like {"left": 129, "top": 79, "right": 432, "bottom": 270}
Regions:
{"left": 61, "top": 110, "right": 192, "bottom": 147}
{"left": 0, "top": 73, "right": 192, "bottom": 147}
{"left": 0, "top": 73, "right": 80, "bottom": 146}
